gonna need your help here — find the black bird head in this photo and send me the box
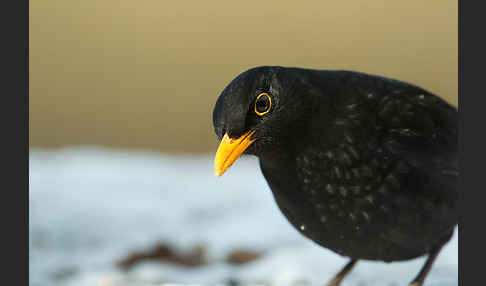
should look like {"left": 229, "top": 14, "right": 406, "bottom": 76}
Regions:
{"left": 213, "top": 66, "right": 329, "bottom": 176}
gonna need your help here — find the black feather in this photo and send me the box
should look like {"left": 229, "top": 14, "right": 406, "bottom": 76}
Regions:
{"left": 213, "top": 66, "right": 458, "bottom": 262}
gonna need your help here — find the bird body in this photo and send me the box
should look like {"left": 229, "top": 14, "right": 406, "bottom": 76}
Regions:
{"left": 212, "top": 66, "right": 457, "bottom": 285}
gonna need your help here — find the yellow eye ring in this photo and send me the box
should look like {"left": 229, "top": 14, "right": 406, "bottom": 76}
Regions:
{"left": 254, "top": 93, "right": 272, "bottom": 116}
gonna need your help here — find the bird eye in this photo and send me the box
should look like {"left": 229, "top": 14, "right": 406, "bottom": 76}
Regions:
{"left": 254, "top": 93, "right": 272, "bottom": 116}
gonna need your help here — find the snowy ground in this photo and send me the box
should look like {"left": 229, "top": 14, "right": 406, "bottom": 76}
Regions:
{"left": 29, "top": 147, "right": 458, "bottom": 286}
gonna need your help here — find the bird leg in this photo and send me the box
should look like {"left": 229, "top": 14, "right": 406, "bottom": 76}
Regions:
{"left": 409, "top": 245, "right": 443, "bottom": 286}
{"left": 325, "top": 259, "right": 358, "bottom": 286}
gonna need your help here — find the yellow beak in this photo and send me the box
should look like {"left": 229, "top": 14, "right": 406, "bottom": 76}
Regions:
{"left": 214, "top": 130, "right": 256, "bottom": 177}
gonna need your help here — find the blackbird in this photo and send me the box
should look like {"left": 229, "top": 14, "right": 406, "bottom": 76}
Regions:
{"left": 212, "top": 66, "right": 457, "bottom": 286}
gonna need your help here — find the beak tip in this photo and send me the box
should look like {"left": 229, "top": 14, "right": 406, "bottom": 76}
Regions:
{"left": 214, "top": 168, "right": 224, "bottom": 177}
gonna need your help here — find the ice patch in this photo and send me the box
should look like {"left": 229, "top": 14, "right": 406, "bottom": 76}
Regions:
{"left": 29, "top": 147, "right": 458, "bottom": 286}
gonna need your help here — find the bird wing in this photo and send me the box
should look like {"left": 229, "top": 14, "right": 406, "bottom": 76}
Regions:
{"left": 373, "top": 87, "right": 458, "bottom": 248}
{"left": 376, "top": 89, "right": 458, "bottom": 196}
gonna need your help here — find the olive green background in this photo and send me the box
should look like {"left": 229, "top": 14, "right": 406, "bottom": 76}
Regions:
{"left": 30, "top": 1, "right": 457, "bottom": 153}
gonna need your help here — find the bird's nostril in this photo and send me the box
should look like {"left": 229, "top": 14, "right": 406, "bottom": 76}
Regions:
{"left": 218, "top": 126, "right": 226, "bottom": 139}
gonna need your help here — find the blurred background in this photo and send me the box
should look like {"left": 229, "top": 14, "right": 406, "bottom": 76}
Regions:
{"left": 30, "top": 0, "right": 457, "bottom": 153}
{"left": 29, "top": 1, "right": 458, "bottom": 286}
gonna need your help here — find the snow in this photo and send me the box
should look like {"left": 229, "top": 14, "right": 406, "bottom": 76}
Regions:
{"left": 29, "top": 147, "right": 458, "bottom": 286}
